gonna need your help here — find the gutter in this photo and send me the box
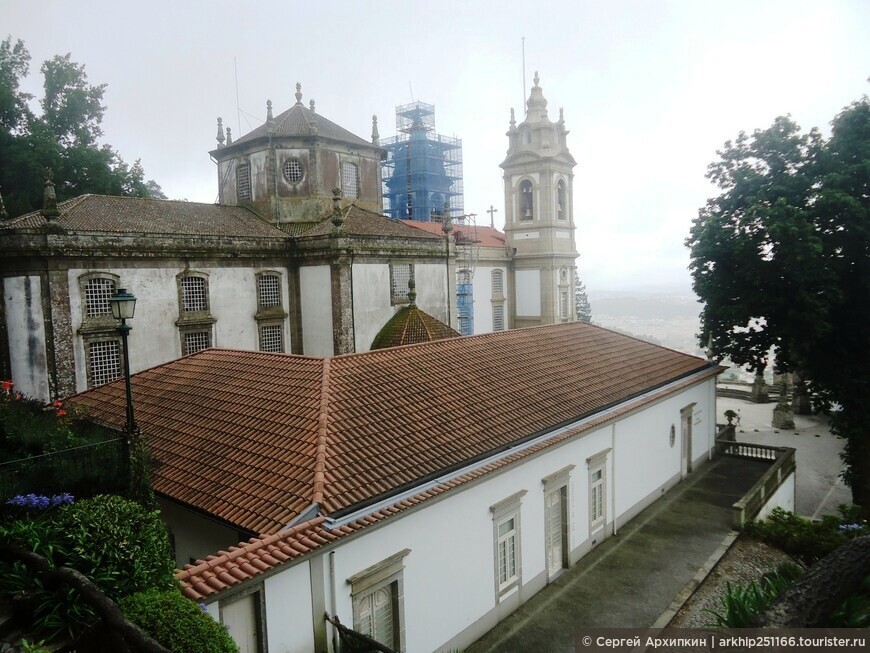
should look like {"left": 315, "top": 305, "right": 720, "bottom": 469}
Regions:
{"left": 323, "top": 365, "right": 719, "bottom": 531}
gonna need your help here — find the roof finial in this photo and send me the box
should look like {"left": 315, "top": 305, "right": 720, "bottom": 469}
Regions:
{"left": 407, "top": 278, "right": 417, "bottom": 306}
{"left": 441, "top": 201, "right": 453, "bottom": 234}
{"left": 42, "top": 168, "right": 59, "bottom": 220}
{"left": 309, "top": 99, "right": 315, "bottom": 112}
{"left": 295, "top": 82, "right": 303, "bottom": 104}
{"left": 371, "top": 114, "right": 379, "bottom": 145}
{"left": 509, "top": 108, "right": 516, "bottom": 129}
{"left": 266, "top": 99, "right": 274, "bottom": 122}
{"left": 533, "top": 71, "right": 540, "bottom": 87}
{"left": 225, "top": 127, "right": 232, "bottom": 145}
{"left": 331, "top": 187, "right": 344, "bottom": 229}
{"left": 216, "top": 117, "right": 225, "bottom": 148}
{"left": 558, "top": 107, "right": 564, "bottom": 125}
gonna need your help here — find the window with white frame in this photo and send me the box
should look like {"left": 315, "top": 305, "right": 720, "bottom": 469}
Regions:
{"left": 491, "top": 269, "right": 504, "bottom": 297}
{"left": 587, "top": 449, "right": 609, "bottom": 532}
{"left": 349, "top": 549, "right": 409, "bottom": 652}
{"left": 184, "top": 331, "right": 212, "bottom": 356}
{"left": 87, "top": 340, "right": 121, "bottom": 388}
{"left": 492, "top": 303, "right": 505, "bottom": 332}
{"left": 490, "top": 490, "right": 526, "bottom": 599}
{"left": 390, "top": 264, "right": 413, "bottom": 304}
{"left": 258, "top": 324, "right": 283, "bottom": 353}
{"left": 237, "top": 163, "right": 252, "bottom": 200}
{"left": 342, "top": 162, "right": 360, "bottom": 199}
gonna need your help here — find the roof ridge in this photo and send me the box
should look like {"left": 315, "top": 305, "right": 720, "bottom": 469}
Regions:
{"left": 311, "top": 357, "right": 331, "bottom": 506}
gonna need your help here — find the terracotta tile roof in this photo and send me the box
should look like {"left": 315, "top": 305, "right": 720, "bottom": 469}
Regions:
{"left": 302, "top": 205, "right": 442, "bottom": 240}
{"left": 70, "top": 322, "right": 717, "bottom": 540}
{"left": 0, "top": 195, "right": 286, "bottom": 239}
{"left": 175, "top": 361, "right": 721, "bottom": 601}
{"left": 402, "top": 220, "right": 508, "bottom": 248}
{"left": 228, "top": 101, "right": 373, "bottom": 149}
{"left": 370, "top": 304, "right": 460, "bottom": 350}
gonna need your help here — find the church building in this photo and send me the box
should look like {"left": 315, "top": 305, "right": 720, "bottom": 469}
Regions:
{"left": 0, "top": 75, "right": 579, "bottom": 405}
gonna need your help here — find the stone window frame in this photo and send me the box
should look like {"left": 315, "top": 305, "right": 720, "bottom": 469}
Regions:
{"left": 78, "top": 272, "right": 121, "bottom": 333}
{"left": 236, "top": 160, "right": 252, "bottom": 201}
{"left": 518, "top": 178, "right": 534, "bottom": 221}
{"left": 257, "top": 322, "right": 284, "bottom": 353}
{"left": 491, "top": 489, "right": 527, "bottom": 600}
{"left": 389, "top": 263, "right": 414, "bottom": 305}
{"left": 182, "top": 330, "right": 212, "bottom": 356}
{"left": 282, "top": 156, "right": 305, "bottom": 185}
{"left": 176, "top": 271, "right": 215, "bottom": 355}
{"left": 542, "top": 464, "right": 575, "bottom": 575}
{"left": 348, "top": 548, "right": 410, "bottom": 652}
{"left": 83, "top": 336, "right": 123, "bottom": 389}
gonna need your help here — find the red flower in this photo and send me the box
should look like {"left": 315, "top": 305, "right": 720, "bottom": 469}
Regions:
{"left": 1, "top": 380, "right": 13, "bottom": 395}
{"left": 56, "top": 409, "right": 68, "bottom": 417}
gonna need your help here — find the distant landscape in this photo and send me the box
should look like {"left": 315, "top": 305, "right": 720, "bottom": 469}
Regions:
{"left": 588, "top": 290, "right": 705, "bottom": 357}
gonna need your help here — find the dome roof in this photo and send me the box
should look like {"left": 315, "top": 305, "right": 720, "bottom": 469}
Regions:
{"left": 371, "top": 304, "right": 460, "bottom": 350}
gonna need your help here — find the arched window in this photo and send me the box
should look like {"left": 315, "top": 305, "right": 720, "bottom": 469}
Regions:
{"left": 556, "top": 180, "right": 566, "bottom": 220}
{"left": 519, "top": 180, "right": 533, "bottom": 221}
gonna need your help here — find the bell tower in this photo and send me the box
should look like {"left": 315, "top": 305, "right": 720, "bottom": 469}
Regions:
{"left": 501, "top": 72, "right": 579, "bottom": 327}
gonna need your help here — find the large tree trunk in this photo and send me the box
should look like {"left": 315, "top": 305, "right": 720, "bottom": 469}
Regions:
{"left": 754, "top": 536, "right": 870, "bottom": 627}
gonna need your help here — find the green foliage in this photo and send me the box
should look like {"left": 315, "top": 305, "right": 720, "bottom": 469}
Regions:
{"left": 830, "top": 575, "right": 870, "bottom": 628}
{"left": 687, "top": 97, "right": 870, "bottom": 510}
{"left": 51, "top": 495, "right": 175, "bottom": 599}
{"left": 574, "top": 271, "right": 592, "bottom": 323}
{"left": 20, "top": 640, "right": 51, "bottom": 653}
{"left": 0, "top": 36, "right": 165, "bottom": 218}
{"left": 0, "top": 495, "right": 175, "bottom": 641}
{"left": 121, "top": 590, "right": 239, "bottom": 653}
{"left": 706, "top": 563, "right": 802, "bottom": 628}
{"left": 744, "top": 506, "right": 868, "bottom": 566}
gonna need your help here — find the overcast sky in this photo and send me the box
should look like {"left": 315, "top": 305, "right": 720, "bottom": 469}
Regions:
{"left": 4, "top": 0, "right": 868, "bottom": 294}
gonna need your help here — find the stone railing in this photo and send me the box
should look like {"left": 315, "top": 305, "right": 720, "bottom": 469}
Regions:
{"left": 717, "top": 440, "right": 797, "bottom": 528}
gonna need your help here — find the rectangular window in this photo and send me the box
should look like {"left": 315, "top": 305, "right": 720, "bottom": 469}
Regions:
{"left": 496, "top": 516, "right": 518, "bottom": 589}
{"left": 342, "top": 162, "right": 360, "bottom": 199}
{"left": 355, "top": 584, "right": 397, "bottom": 648}
{"left": 181, "top": 276, "right": 208, "bottom": 312}
{"left": 390, "top": 264, "right": 412, "bottom": 304}
{"left": 560, "top": 290, "right": 569, "bottom": 319}
{"left": 257, "top": 274, "right": 280, "bottom": 309}
{"left": 590, "top": 468, "right": 605, "bottom": 527}
{"left": 237, "top": 164, "right": 252, "bottom": 201}
{"left": 259, "top": 324, "right": 284, "bottom": 353}
{"left": 492, "top": 303, "right": 505, "bottom": 332}
{"left": 184, "top": 331, "right": 212, "bottom": 356}
{"left": 349, "top": 549, "right": 409, "bottom": 652}
{"left": 88, "top": 340, "right": 121, "bottom": 388}
{"left": 491, "top": 270, "right": 504, "bottom": 296}
{"left": 84, "top": 278, "right": 116, "bottom": 318}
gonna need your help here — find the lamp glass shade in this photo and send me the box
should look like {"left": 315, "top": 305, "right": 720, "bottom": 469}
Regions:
{"left": 109, "top": 288, "right": 137, "bottom": 320}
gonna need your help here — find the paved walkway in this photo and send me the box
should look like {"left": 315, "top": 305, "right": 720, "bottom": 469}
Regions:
{"left": 467, "top": 456, "right": 769, "bottom": 653}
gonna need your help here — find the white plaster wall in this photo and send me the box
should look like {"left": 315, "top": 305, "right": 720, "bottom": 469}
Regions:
{"left": 515, "top": 269, "right": 541, "bottom": 317}
{"left": 158, "top": 498, "right": 241, "bottom": 568}
{"left": 757, "top": 472, "right": 796, "bottom": 521}
{"left": 4, "top": 276, "right": 50, "bottom": 400}
{"left": 414, "top": 263, "right": 449, "bottom": 325}
{"left": 300, "top": 265, "right": 334, "bottom": 356}
{"left": 352, "top": 264, "right": 392, "bottom": 353}
{"left": 68, "top": 266, "right": 290, "bottom": 393}
{"left": 613, "top": 381, "right": 714, "bottom": 518}
{"left": 262, "top": 561, "right": 315, "bottom": 653}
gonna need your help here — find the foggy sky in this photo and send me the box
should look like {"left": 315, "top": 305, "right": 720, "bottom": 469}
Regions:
{"left": 4, "top": 0, "right": 868, "bottom": 293}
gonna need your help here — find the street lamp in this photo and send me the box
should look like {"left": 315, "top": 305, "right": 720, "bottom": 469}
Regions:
{"left": 108, "top": 288, "right": 137, "bottom": 435}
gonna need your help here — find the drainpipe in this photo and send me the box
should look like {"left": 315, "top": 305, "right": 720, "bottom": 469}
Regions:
{"left": 611, "top": 423, "right": 618, "bottom": 536}
{"left": 329, "top": 551, "right": 338, "bottom": 652}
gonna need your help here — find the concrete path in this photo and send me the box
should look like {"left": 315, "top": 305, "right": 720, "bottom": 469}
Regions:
{"left": 467, "top": 456, "right": 769, "bottom": 653}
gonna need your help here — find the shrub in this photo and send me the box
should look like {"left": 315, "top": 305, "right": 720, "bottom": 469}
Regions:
{"left": 121, "top": 590, "right": 239, "bottom": 653}
{"left": 52, "top": 494, "right": 176, "bottom": 600}
{"left": 744, "top": 507, "right": 850, "bottom": 565}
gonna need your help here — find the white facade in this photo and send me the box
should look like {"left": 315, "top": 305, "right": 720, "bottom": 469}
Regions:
{"left": 3, "top": 276, "right": 50, "bottom": 399}
{"left": 203, "top": 377, "right": 720, "bottom": 653}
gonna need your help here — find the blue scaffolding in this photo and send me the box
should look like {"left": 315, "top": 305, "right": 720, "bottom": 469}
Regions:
{"left": 381, "top": 102, "right": 464, "bottom": 222}
{"left": 456, "top": 270, "right": 474, "bottom": 336}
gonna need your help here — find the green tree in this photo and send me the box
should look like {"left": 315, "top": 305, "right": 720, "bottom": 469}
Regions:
{"left": 687, "top": 98, "right": 870, "bottom": 512}
{"left": 574, "top": 271, "right": 592, "bottom": 323}
{"left": 0, "top": 36, "right": 164, "bottom": 217}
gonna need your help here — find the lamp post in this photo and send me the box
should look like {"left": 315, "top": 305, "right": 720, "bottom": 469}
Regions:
{"left": 108, "top": 288, "right": 137, "bottom": 435}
